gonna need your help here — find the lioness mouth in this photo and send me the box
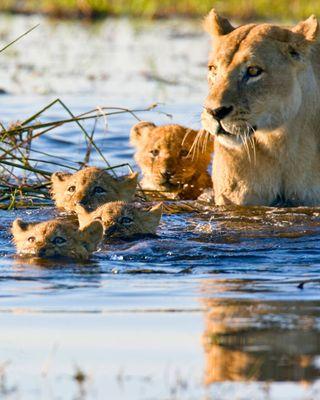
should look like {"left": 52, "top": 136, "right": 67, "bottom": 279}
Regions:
{"left": 216, "top": 123, "right": 257, "bottom": 137}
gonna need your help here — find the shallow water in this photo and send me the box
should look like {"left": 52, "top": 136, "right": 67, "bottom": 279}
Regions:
{"left": 0, "top": 15, "right": 319, "bottom": 400}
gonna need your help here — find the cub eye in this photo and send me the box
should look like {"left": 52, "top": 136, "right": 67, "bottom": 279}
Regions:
{"left": 119, "top": 216, "right": 133, "bottom": 225}
{"left": 208, "top": 65, "right": 216, "bottom": 73}
{"left": 180, "top": 149, "right": 189, "bottom": 157}
{"left": 27, "top": 236, "right": 35, "bottom": 243}
{"left": 51, "top": 236, "right": 66, "bottom": 245}
{"left": 150, "top": 149, "right": 159, "bottom": 157}
{"left": 246, "top": 66, "right": 263, "bottom": 78}
{"left": 93, "top": 186, "right": 106, "bottom": 195}
{"left": 67, "top": 185, "right": 76, "bottom": 193}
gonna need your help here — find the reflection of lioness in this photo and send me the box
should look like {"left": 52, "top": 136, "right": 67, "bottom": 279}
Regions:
{"left": 202, "top": 9, "right": 320, "bottom": 206}
{"left": 131, "top": 122, "right": 214, "bottom": 200}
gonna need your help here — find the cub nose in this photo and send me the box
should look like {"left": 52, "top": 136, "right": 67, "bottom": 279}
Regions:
{"left": 207, "top": 106, "right": 233, "bottom": 121}
{"left": 162, "top": 170, "right": 174, "bottom": 179}
{"left": 76, "top": 199, "right": 88, "bottom": 206}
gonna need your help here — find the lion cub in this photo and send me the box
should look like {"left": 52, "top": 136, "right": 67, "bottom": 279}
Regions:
{"left": 12, "top": 218, "right": 103, "bottom": 260}
{"left": 76, "top": 201, "right": 162, "bottom": 238}
{"left": 130, "top": 122, "right": 214, "bottom": 200}
{"left": 51, "top": 167, "right": 138, "bottom": 212}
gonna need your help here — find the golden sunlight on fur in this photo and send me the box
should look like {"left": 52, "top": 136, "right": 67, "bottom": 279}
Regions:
{"left": 202, "top": 9, "right": 320, "bottom": 206}
{"left": 76, "top": 201, "right": 162, "bottom": 238}
{"left": 130, "top": 122, "right": 214, "bottom": 200}
{"left": 51, "top": 167, "right": 138, "bottom": 212}
{"left": 11, "top": 218, "right": 103, "bottom": 260}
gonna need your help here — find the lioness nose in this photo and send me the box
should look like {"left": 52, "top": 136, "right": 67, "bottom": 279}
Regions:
{"left": 207, "top": 106, "right": 233, "bottom": 121}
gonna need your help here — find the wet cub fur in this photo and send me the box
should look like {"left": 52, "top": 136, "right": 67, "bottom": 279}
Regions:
{"left": 130, "top": 122, "right": 214, "bottom": 200}
{"left": 12, "top": 218, "right": 103, "bottom": 260}
{"left": 76, "top": 201, "right": 162, "bottom": 238}
{"left": 51, "top": 167, "right": 138, "bottom": 212}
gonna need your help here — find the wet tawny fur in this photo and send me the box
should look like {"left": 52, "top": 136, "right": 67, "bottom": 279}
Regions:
{"left": 76, "top": 201, "right": 162, "bottom": 238}
{"left": 12, "top": 218, "right": 103, "bottom": 260}
{"left": 202, "top": 9, "right": 320, "bottom": 206}
{"left": 51, "top": 167, "right": 138, "bottom": 212}
{"left": 130, "top": 122, "right": 214, "bottom": 200}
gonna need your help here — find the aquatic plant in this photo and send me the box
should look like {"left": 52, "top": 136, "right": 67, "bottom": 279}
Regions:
{"left": 0, "top": 99, "right": 157, "bottom": 209}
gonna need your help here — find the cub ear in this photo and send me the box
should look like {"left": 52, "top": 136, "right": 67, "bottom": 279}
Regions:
{"left": 119, "top": 172, "right": 139, "bottom": 186}
{"left": 147, "top": 203, "right": 163, "bottom": 225}
{"left": 80, "top": 220, "right": 103, "bottom": 250}
{"left": 292, "top": 15, "right": 319, "bottom": 42}
{"left": 203, "top": 9, "right": 235, "bottom": 37}
{"left": 51, "top": 171, "right": 72, "bottom": 183}
{"left": 12, "top": 218, "right": 29, "bottom": 233}
{"left": 130, "top": 121, "right": 156, "bottom": 147}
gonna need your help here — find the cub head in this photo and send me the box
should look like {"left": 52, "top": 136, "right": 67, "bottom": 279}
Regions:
{"left": 202, "top": 9, "right": 320, "bottom": 149}
{"left": 51, "top": 167, "right": 138, "bottom": 212}
{"left": 12, "top": 218, "right": 103, "bottom": 260}
{"left": 76, "top": 201, "right": 163, "bottom": 238}
{"left": 130, "top": 122, "right": 213, "bottom": 191}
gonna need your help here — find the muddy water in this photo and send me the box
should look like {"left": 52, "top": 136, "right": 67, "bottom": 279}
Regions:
{"left": 0, "top": 15, "right": 319, "bottom": 400}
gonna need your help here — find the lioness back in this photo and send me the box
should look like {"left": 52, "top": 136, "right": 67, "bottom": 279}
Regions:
{"left": 51, "top": 167, "right": 138, "bottom": 212}
{"left": 12, "top": 218, "right": 103, "bottom": 260}
{"left": 130, "top": 122, "right": 214, "bottom": 200}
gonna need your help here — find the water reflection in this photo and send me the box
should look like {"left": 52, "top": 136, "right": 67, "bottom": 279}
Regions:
{"left": 201, "top": 280, "right": 320, "bottom": 384}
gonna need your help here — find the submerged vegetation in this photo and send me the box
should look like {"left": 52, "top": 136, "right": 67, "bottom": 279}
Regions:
{"left": 0, "top": 0, "right": 319, "bottom": 21}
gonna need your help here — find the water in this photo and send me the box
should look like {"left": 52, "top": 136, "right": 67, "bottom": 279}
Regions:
{"left": 0, "top": 15, "right": 319, "bottom": 400}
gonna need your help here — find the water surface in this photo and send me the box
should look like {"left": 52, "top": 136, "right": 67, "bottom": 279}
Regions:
{"left": 0, "top": 15, "right": 319, "bottom": 400}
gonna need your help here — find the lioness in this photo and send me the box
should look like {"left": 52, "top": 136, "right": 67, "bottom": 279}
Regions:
{"left": 12, "top": 218, "right": 103, "bottom": 260}
{"left": 51, "top": 167, "right": 138, "bottom": 212}
{"left": 202, "top": 9, "right": 320, "bottom": 206}
{"left": 76, "top": 201, "right": 162, "bottom": 238}
{"left": 130, "top": 122, "right": 214, "bottom": 200}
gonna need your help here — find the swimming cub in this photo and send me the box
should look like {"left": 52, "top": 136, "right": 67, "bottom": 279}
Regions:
{"left": 51, "top": 167, "right": 138, "bottom": 212}
{"left": 12, "top": 218, "right": 103, "bottom": 260}
{"left": 130, "top": 122, "right": 214, "bottom": 200}
{"left": 76, "top": 201, "right": 162, "bottom": 238}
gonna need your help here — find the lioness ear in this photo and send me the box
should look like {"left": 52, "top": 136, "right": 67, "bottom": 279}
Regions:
{"left": 51, "top": 171, "right": 72, "bottom": 183}
{"left": 130, "top": 121, "right": 156, "bottom": 146}
{"left": 12, "top": 218, "right": 29, "bottom": 233}
{"left": 203, "top": 9, "right": 235, "bottom": 37}
{"left": 292, "top": 15, "right": 319, "bottom": 42}
{"left": 80, "top": 220, "right": 103, "bottom": 250}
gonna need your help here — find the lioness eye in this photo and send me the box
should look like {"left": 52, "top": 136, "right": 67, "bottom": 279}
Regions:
{"left": 27, "top": 236, "right": 35, "bottom": 243}
{"left": 93, "top": 186, "right": 106, "bottom": 195}
{"left": 119, "top": 216, "right": 133, "bottom": 225}
{"left": 151, "top": 149, "right": 159, "bottom": 157}
{"left": 246, "top": 66, "right": 263, "bottom": 78}
{"left": 180, "top": 149, "right": 189, "bottom": 157}
{"left": 68, "top": 185, "right": 76, "bottom": 193}
{"left": 52, "top": 236, "right": 66, "bottom": 245}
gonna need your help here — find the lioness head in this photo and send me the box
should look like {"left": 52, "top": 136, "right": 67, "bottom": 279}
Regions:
{"left": 76, "top": 201, "right": 162, "bottom": 238}
{"left": 51, "top": 167, "right": 138, "bottom": 212}
{"left": 130, "top": 122, "right": 213, "bottom": 192}
{"left": 202, "top": 9, "right": 319, "bottom": 149}
{"left": 12, "top": 218, "right": 103, "bottom": 260}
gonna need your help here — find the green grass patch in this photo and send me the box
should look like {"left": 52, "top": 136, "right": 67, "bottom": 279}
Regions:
{"left": 0, "top": 0, "right": 319, "bottom": 20}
